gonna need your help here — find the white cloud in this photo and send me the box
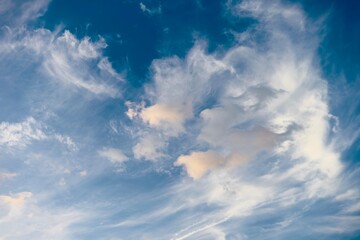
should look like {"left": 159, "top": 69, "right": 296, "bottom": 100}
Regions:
{"left": 344, "top": 202, "right": 360, "bottom": 213}
{"left": 139, "top": 2, "right": 148, "bottom": 12}
{"left": 130, "top": 0, "right": 342, "bottom": 184}
{"left": 0, "top": 117, "right": 46, "bottom": 147}
{"left": 53, "top": 134, "right": 78, "bottom": 151}
{"left": 0, "top": 28, "right": 121, "bottom": 97}
{"left": 98, "top": 57, "right": 124, "bottom": 81}
{"left": 128, "top": 44, "right": 229, "bottom": 159}
{"left": 79, "top": 170, "right": 87, "bottom": 177}
{"left": 125, "top": 101, "right": 144, "bottom": 119}
{"left": 43, "top": 30, "right": 119, "bottom": 97}
{"left": 0, "top": 117, "right": 78, "bottom": 151}
{"left": 58, "top": 177, "right": 66, "bottom": 186}
{"left": 0, "top": 0, "right": 50, "bottom": 26}
{"left": 335, "top": 189, "right": 359, "bottom": 201}
{"left": 0, "top": 192, "right": 87, "bottom": 240}
{"left": 121, "top": 0, "right": 356, "bottom": 238}
{"left": 139, "top": 2, "right": 161, "bottom": 15}
{"left": 98, "top": 147, "right": 128, "bottom": 164}
{"left": 132, "top": 133, "right": 166, "bottom": 161}
{"left": 0, "top": 0, "right": 356, "bottom": 238}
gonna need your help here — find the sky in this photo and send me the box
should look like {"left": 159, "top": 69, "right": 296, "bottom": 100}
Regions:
{"left": 0, "top": 0, "right": 359, "bottom": 239}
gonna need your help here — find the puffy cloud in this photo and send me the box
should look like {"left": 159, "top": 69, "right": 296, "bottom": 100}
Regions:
{"left": 128, "top": 45, "right": 229, "bottom": 159}
{"left": 138, "top": 44, "right": 227, "bottom": 127}
{"left": 175, "top": 151, "right": 225, "bottom": 180}
{"left": 140, "top": 103, "right": 189, "bottom": 136}
{"left": 175, "top": 148, "right": 266, "bottom": 180}
{"left": 98, "top": 147, "right": 128, "bottom": 164}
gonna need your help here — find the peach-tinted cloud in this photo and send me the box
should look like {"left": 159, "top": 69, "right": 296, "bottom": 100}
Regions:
{"left": 140, "top": 103, "right": 192, "bottom": 136}
{"left": 0, "top": 192, "right": 32, "bottom": 207}
{"left": 175, "top": 151, "right": 225, "bottom": 180}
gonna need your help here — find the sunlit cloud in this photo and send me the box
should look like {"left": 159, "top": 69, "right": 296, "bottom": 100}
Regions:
{"left": 0, "top": 0, "right": 359, "bottom": 239}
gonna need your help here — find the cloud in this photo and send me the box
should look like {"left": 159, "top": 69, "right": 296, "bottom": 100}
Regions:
{"left": 0, "top": 28, "right": 121, "bottom": 97}
{"left": 0, "top": 172, "right": 17, "bottom": 182}
{"left": 0, "top": 117, "right": 77, "bottom": 151}
{"left": 79, "top": 170, "right": 87, "bottom": 177}
{"left": 175, "top": 151, "right": 225, "bottom": 180}
{"left": 129, "top": 0, "right": 342, "bottom": 183}
{"left": 0, "top": 0, "right": 357, "bottom": 239}
{"left": 0, "top": 191, "right": 87, "bottom": 240}
{"left": 140, "top": 103, "right": 189, "bottom": 136}
{"left": 139, "top": 2, "right": 161, "bottom": 15}
{"left": 0, "top": 0, "right": 13, "bottom": 14}
{"left": 128, "top": 44, "right": 229, "bottom": 159}
{"left": 43, "top": 30, "right": 120, "bottom": 97}
{"left": 133, "top": 133, "right": 166, "bottom": 161}
{"left": 0, "top": 0, "right": 50, "bottom": 26}
{"left": 120, "top": 0, "right": 358, "bottom": 238}
{"left": 0, "top": 117, "right": 46, "bottom": 147}
{"left": 0, "top": 192, "right": 32, "bottom": 208}
{"left": 98, "top": 147, "right": 128, "bottom": 164}
{"left": 53, "top": 134, "right": 78, "bottom": 151}
{"left": 335, "top": 189, "right": 359, "bottom": 201}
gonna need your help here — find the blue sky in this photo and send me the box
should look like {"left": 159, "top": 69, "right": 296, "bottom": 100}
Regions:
{"left": 0, "top": 0, "right": 359, "bottom": 239}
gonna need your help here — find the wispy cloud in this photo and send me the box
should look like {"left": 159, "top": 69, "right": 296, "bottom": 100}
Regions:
{"left": 0, "top": 27, "right": 121, "bottom": 97}
{"left": 0, "top": 117, "right": 46, "bottom": 147}
{"left": 0, "top": 117, "right": 77, "bottom": 150}
{"left": 98, "top": 147, "right": 128, "bottom": 164}
{"left": 0, "top": 0, "right": 50, "bottom": 26}
{"left": 139, "top": 2, "right": 161, "bottom": 16}
{"left": 0, "top": 191, "right": 88, "bottom": 240}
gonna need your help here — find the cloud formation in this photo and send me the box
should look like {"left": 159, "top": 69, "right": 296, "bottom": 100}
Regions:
{"left": 0, "top": 28, "right": 121, "bottom": 97}
{"left": 140, "top": 104, "right": 188, "bottom": 136}
{"left": 0, "top": 0, "right": 358, "bottom": 239}
{"left": 0, "top": 192, "right": 32, "bottom": 207}
{"left": 0, "top": 0, "right": 50, "bottom": 27}
{"left": 175, "top": 151, "right": 225, "bottom": 180}
{"left": 98, "top": 147, "right": 128, "bottom": 164}
{"left": 119, "top": 0, "right": 359, "bottom": 238}
{"left": 129, "top": 0, "right": 342, "bottom": 183}
{"left": 0, "top": 117, "right": 46, "bottom": 147}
